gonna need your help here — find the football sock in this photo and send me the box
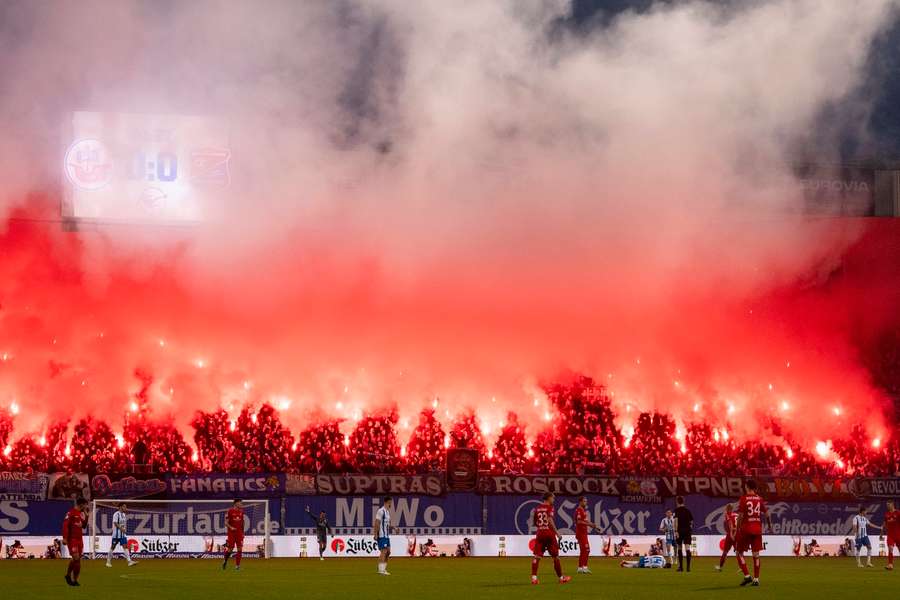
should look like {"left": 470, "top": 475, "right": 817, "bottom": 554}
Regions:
{"left": 736, "top": 554, "right": 749, "bottom": 576}
{"left": 686, "top": 550, "right": 692, "bottom": 570}
{"left": 753, "top": 556, "right": 760, "bottom": 578}
{"left": 531, "top": 558, "right": 539, "bottom": 577}
{"left": 235, "top": 549, "right": 242, "bottom": 567}
{"left": 553, "top": 558, "right": 562, "bottom": 578}
{"left": 73, "top": 559, "right": 81, "bottom": 581}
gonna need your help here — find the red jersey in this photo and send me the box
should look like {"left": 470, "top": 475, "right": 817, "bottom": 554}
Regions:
{"left": 737, "top": 494, "right": 767, "bottom": 535}
{"left": 533, "top": 503, "right": 555, "bottom": 536}
{"left": 575, "top": 506, "right": 588, "bottom": 537}
{"left": 227, "top": 507, "right": 245, "bottom": 537}
{"left": 885, "top": 510, "right": 900, "bottom": 539}
{"left": 62, "top": 508, "right": 86, "bottom": 544}
{"left": 725, "top": 510, "right": 739, "bottom": 538}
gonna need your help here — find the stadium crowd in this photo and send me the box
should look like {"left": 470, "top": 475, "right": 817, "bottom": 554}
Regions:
{"left": 1, "top": 377, "right": 898, "bottom": 477}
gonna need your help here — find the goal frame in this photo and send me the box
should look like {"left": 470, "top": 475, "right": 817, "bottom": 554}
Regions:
{"left": 90, "top": 498, "right": 270, "bottom": 560}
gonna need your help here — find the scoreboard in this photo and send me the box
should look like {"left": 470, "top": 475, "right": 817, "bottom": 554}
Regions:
{"left": 61, "top": 112, "right": 230, "bottom": 224}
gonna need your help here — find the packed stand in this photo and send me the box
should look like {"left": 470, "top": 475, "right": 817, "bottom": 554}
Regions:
{"left": 1, "top": 377, "right": 899, "bottom": 478}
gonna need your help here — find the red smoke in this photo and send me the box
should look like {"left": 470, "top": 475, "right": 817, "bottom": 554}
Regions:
{"left": 0, "top": 196, "right": 897, "bottom": 464}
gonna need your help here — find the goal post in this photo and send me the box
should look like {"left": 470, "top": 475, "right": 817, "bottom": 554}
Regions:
{"left": 90, "top": 499, "right": 270, "bottom": 560}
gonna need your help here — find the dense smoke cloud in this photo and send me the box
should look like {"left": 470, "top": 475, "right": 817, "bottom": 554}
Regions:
{"left": 0, "top": 0, "right": 897, "bottom": 451}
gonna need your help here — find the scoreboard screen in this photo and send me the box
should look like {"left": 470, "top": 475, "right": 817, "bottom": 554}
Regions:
{"left": 61, "top": 112, "right": 230, "bottom": 223}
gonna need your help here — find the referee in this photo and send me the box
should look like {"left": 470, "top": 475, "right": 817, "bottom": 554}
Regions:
{"left": 673, "top": 496, "right": 694, "bottom": 572}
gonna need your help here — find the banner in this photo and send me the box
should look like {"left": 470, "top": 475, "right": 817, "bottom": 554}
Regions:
{"left": 859, "top": 478, "right": 900, "bottom": 498}
{"left": 47, "top": 472, "right": 91, "bottom": 500}
{"left": 20, "top": 471, "right": 897, "bottom": 501}
{"left": 484, "top": 494, "right": 889, "bottom": 536}
{"left": 476, "top": 475, "right": 893, "bottom": 501}
{"left": 89, "top": 535, "right": 265, "bottom": 559}
{"left": 795, "top": 164, "right": 876, "bottom": 216}
{"left": 446, "top": 449, "right": 479, "bottom": 491}
{"left": 90, "top": 500, "right": 279, "bottom": 537}
{"left": 0, "top": 472, "right": 49, "bottom": 501}
{"left": 5, "top": 533, "right": 850, "bottom": 558}
{"left": 478, "top": 475, "right": 620, "bottom": 496}
{"left": 618, "top": 477, "right": 663, "bottom": 504}
{"left": 284, "top": 494, "right": 482, "bottom": 534}
{"left": 477, "top": 474, "right": 747, "bottom": 497}
{"left": 164, "top": 473, "right": 284, "bottom": 498}
{"left": 0, "top": 500, "right": 71, "bottom": 535}
{"left": 285, "top": 473, "right": 317, "bottom": 495}
{"left": 91, "top": 473, "right": 167, "bottom": 500}
{"left": 312, "top": 474, "right": 445, "bottom": 497}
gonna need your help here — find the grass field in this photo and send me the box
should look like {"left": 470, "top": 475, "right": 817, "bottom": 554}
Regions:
{"left": 0, "top": 556, "right": 896, "bottom": 599}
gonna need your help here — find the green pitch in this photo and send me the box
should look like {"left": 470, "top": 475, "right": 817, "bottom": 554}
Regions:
{"left": 0, "top": 556, "right": 896, "bottom": 599}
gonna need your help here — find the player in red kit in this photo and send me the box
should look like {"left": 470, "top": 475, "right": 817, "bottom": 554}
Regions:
{"left": 886, "top": 500, "right": 900, "bottom": 571}
{"left": 575, "top": 496, "right": 600, "bottom": 574}
{"left": 530, "top": 492, "right": 571, "bottom": 585}
{"left": 222, "top": 498, "right": 245, "bottom": 571}
{"left": 62, "top": 497, "right": 89, "bottom": 586}
{"left": 734, "top": 480, "right": 772, "bottom": 587}
{"left": 716, "top": 503, "right": 739, "bottom": 572}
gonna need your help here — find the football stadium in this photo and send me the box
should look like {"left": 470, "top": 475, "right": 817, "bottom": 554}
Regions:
{"left": 1, "top": 1, "right": 900, "bottom": 598}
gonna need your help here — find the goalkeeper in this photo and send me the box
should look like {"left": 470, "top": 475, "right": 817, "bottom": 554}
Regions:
{"left": 305, "top": 506, "right": 333, "bottom": 560}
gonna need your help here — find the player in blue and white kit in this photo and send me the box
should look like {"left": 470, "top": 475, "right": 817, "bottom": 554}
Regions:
{"left": 373, "top": 497, "right": 393, "bottom": 575}
{"left": 106, "top": 502, "right": 137, "bottom": 567}
{"left": 621, "top": 555, "right": 667, "bottom": 569}
{"left": 659, "top": 510, "right": 676, "bottom": 566}
{"left": 852, "top": 507, "right": 882, "bottom": 568}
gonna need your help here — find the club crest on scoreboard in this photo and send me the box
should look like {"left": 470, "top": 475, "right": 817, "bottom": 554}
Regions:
{"left": 64, "top": 139, "right": 114, "bottom": 191}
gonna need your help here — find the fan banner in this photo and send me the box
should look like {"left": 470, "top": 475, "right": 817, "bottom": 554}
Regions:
{"left": 859, "top": 477, "right": 900, "bottom": 498}
{"left": 164, "top": 473, "right": 284, "bottom": 498}
{"left": 91, "top": 473, "right": 167, "bottom": 500}
{"left": 446, "top": 449, "right": 479, "bottom": 491}
{"left": 47, "top": 472, "right": 91, "bottom": 501}
{"left": 311, "top": 474, "right": 445, "bottom": 497}
{"left": 476, "top": 475, "right": 898, "bottom": 501}
{"left": 0, "top": 472, "right": 49, "bottom": 501}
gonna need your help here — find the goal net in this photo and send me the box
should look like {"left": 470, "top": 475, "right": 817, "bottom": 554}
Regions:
{"left": 90, "top": 499, "right": 270, "bottom": 559}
